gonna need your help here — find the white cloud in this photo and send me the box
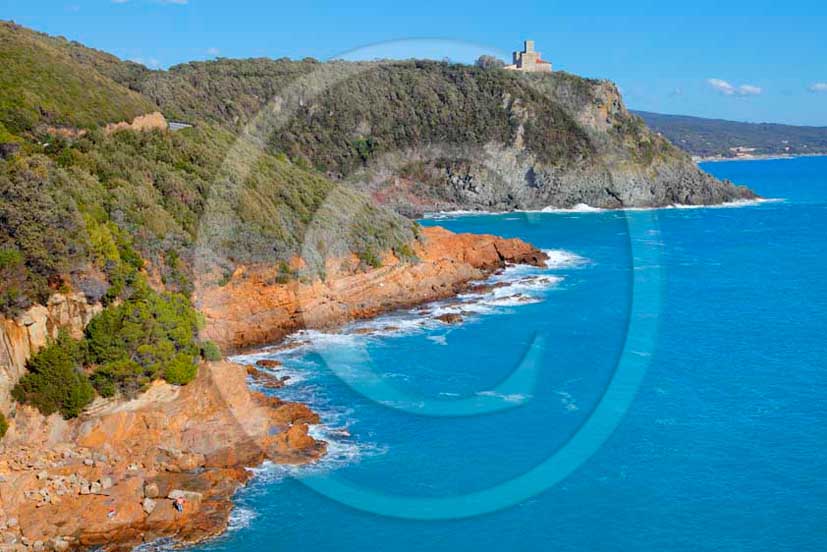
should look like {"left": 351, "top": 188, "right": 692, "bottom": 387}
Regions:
{"left": 810, "top": 83, "right": 827, "bottom": 93}
{"left": 738, "top": 84, "right": 762, "bottom": 96}
{"left": 206, "top": 47, "right": 220, "bottom": 56}
{"left": 707, "top": 78, "right": 762, "bottom": 97}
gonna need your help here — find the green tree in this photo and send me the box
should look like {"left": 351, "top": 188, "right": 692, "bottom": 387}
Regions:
{"left": 201, "top": 340, "right": 222, "bottom": 361}
{"left": 0, "top": 412, "right": 8, "bottom": 439}
{"left": 85, "top": 276, "right": 202, "bottom": 391}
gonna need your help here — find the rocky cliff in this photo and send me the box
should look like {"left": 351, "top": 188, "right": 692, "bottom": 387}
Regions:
{"left": 330, "top": 68, "right": 757, "bottom": 214}
{"left": 0, "top": 294, "right": 102, "bottom": 414}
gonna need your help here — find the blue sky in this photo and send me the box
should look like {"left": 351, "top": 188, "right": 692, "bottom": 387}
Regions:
{"left": 3, "top": 0, "right": 827, "bottom": 125}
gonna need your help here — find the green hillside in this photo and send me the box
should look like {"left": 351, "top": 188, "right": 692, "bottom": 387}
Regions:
{"left": 0, "top": 21, "right": 155, "bottom": 135}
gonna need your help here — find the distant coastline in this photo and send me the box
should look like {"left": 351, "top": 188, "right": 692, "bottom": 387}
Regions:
{"left": 694, "top": 152, "right": 827, "bottom": 163}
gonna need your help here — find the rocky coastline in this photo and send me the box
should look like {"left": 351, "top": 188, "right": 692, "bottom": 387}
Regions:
{"left": 0, "top": 226, "right": 547, "bottom": 551}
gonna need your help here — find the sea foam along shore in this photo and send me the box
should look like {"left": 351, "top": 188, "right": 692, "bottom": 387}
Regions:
{"left": 423, "top": 198, "right": 782, "bottom": 219}
{"left": 693, "top": 152, "right": 827, "bottom": 163}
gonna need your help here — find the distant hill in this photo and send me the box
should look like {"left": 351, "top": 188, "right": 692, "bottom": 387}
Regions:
{"left": 634, "top": 110, "right": 827, "bottom": 159}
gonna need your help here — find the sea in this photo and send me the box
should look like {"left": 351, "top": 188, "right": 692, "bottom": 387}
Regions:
{"left": 191, "top": 156, "right": 827, "bottom": 552}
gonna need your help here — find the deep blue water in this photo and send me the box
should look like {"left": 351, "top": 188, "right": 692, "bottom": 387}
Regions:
{"left": 196, "top": 157, "right": 827, "bottom": 552}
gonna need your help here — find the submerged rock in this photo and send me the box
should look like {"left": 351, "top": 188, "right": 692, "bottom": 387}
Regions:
{"left": 435, "top": 313, "right": 463, "bottom": 324}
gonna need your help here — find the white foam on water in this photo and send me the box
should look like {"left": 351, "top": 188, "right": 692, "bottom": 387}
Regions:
{"left": 423, "top": 209, "right": 500, "bottom": 219}
{"left": 245, "top": 425, "right": 387, "bottom": 485}
{"left": 133, "top": 538, "right": 176, "bottom": 552}
{"left": 557, "top": 391, "right": 579, "bottom": 412}
{"left": 476, "top": 390, "right": 530, "bottom": 404}
{"left": 424, "top": 197, "right": 784, "bottom": 219}
{"left": 427, "top": 334, "right": 448, "bottom": 345}
{"left": 541, "top": 203, "right": 605, "bottom": 213}
{"left": 667, "top": 197, "right": 784, "bottom": 209}
{"left": 226, "top": 507, "right": 257, "bottom": 532}
{"left": 543, "top": 249, "right": 588, "bottom": 269}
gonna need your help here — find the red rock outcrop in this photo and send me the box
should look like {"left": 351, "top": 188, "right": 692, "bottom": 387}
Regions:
{"left": 0, "top": 361, "right": 325, "bottom": 551}
{"left": 197, "top": 226, "right": 547, "bottom": 352}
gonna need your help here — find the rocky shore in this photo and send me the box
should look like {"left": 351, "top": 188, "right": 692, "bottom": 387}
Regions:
{"left": 0, "top": 361, "right": 324, "bottom": 551}
{"left": 0, "top": 226, "right": 547, "bottom": 551}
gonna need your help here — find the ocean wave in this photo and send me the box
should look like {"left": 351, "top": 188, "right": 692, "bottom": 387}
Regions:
{"left": 245, "top": 424, "right": 388, "bottom": 486}
{"left": 476, "top": 390, "right": 530, "bottom": 404}
{"left": 543, "top": 249, "right": 588, "bottom": 269}
{"left": 667, "top": 198, "right": 784, "bottom": 209}
{"left": 541, "top": 203, "right": 605, "bottom": 213}
{"left": 557, "top": 391, "right": 579, "bottom": 412}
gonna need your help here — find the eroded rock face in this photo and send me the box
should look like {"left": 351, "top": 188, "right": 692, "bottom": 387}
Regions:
{"left": 197, "top": 226, "right": 548, "bottom": 352}
{"left": 0, "top": 361, "right": 325, "bottom": 550}
{"left": 0, "top": 293, "right": 102, "bottom": 413}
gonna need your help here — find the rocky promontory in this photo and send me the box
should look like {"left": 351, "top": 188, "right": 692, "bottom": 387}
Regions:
{"left": 197, "top": 226, "right": 548, "bottom": 352}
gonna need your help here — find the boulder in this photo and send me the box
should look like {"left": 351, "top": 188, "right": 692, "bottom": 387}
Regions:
{"left": 255, "top": 359, "right": 281, "bottom": 369}
{"left": 435, "top": 313, "right": 463, "bottom": 324}
{"left": 143, "top": 482, "right": 159, "bottom": 498}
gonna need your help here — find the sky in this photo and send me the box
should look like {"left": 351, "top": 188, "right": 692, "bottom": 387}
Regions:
{"left": 2, "top": 0, "right": 827, "bottom": 126}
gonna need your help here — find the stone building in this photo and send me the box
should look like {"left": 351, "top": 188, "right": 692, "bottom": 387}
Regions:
{"left": 504, "top": 40, "right": 552, "bottom": 73}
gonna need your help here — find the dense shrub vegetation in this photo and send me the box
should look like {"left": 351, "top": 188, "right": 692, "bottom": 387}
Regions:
{"left": 12, "top": 276, "right": 208, "bottom": 417}
{"left": 12, "top": 331, "right": 95, "bottom": 418}
{"left": 0, "top": 411, "right": 8, "bottom": 439}
{"left": 84, "top": 277, "right": 203, "bottom": 395}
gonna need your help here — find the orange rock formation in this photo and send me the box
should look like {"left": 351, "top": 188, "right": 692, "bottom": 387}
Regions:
{"left": 198, "top": 226, "right": 547, "bottom": 352}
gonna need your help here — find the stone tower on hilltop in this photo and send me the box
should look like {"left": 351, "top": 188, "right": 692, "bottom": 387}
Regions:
{"left": 505, "top": 40, "right": 552, "bottom": 73}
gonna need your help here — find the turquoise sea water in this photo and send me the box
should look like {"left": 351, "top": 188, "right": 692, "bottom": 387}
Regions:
{"left": 195, "top": 156, "right": 827, "bottom": 552}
